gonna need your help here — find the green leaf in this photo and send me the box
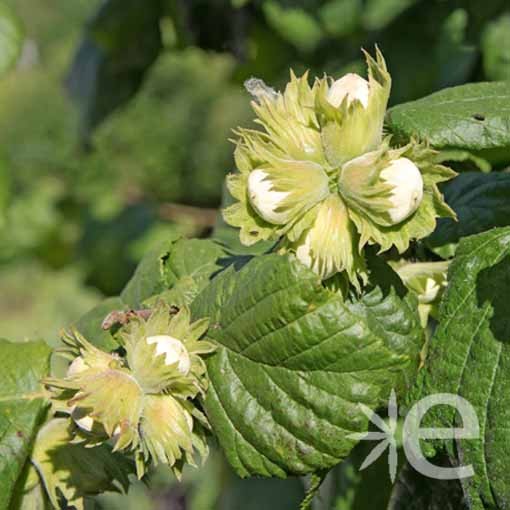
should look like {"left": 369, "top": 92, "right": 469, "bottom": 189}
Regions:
{"left": 427, "top": 172, "right": 510, "bottom": 253}
{"left": 73, "top": 238, "right": 229, "bottom": 351}
{"left": 417, "top": 227, "right": 510, "bottom": 509}
{"left": 0, "top": 2, "right": 23, "bottom": 76}
{"left": 0, "top": 339, "right": 51, "bottom": 510}
{"left": 30, "top": 419, "right": 131, "bottom": 509}
{"left": 122, "top": 237, "right": 228, "bottom": 309}
{"left": 386, "top": 82, "right": 510, "bottom": 163}
{"left": 192, "top": 254, "right": 423, "bottom": 478}
{"left": 161, "top": 238, "right": 227, "bottom": 292}
{"left": 121, "top": 237, "right": 227, "bottom": 308}
{"left": 120, "top": 238, "right": 178, "bottom": 308}
{"left": 73, "top": 296, "right": 126, "bottom": 350}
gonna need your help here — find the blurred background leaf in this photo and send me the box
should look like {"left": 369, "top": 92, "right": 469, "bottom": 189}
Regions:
{"left": 0, "top": 1, "right": 23, "bottom": 75}
{"left": 66, "top": 0, "right": 164, "bottom": 143}
{"left": 482, "top": 12, "right": 510, "bottom": 81}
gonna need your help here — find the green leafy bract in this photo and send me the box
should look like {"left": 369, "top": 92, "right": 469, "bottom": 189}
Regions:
{"left": 342, "top": 142, "right": 456, "bottom": 253}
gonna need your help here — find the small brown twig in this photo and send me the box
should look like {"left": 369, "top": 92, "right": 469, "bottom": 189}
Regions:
{"left": 101, "top": 306, "right": 179, "bottom": 330}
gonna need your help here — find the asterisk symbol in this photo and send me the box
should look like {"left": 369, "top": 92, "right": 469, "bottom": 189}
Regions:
{"left": 347, "top": 389, "right": 399, "bottom": 482}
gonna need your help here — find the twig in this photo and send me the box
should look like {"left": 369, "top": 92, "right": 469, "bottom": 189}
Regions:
{"left": 101, "top": 306, "right": 179, "bottom": 330}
